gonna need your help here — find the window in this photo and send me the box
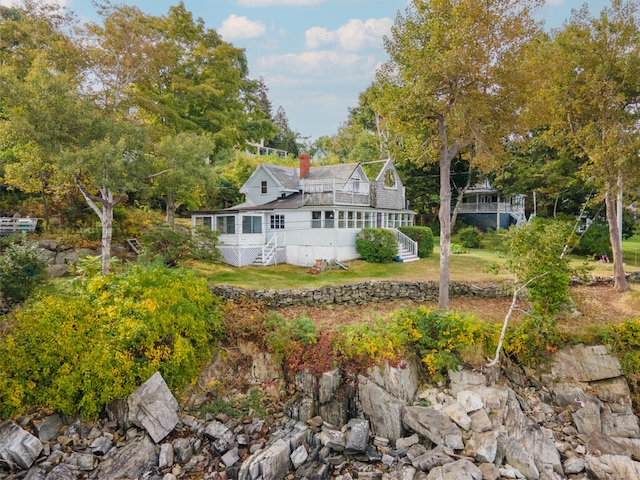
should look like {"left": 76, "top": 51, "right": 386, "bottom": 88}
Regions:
{"left": 261, "top": 181, "right": 268, "bottom": 194}
{"left": 270, "top": 214, "right": 285, "bottom": 229}
{"left": 324, "top": 211, "right": 335, "bottom": 228}
{"left": 338, "top": 211, "right": 346, "bottom": 228}
{"left": 347, "top": 211, "right": 355, "bottom": 228}
{"left": 216, "top": 216, "right": 235, "bottom": 234}
{"left": 353, "top": 178, "right": 360, "bottom": 192}
{"left": 312, "top": 211, "right": 322, "bottom": 229}
{"left": 195, "top": 216, "right": 213, "bottom": 229}
{"left": 242, "top": 216, "right": 262, "bottom": 234}
{"left": 356, "top": 211, "right": 363, "bottom": 229}
{"left": 364, "top": 211, "right": 372, "bottom": 228}
{"left": 384, "top": 169, "right": 397, "bottom": 188}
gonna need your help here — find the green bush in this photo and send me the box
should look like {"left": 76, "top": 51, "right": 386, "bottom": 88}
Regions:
{"left": 0, "top": 233, "right": 47, "bottom": 304}
{"left": 457, "top": 226, "right": 481, "bottom": 248}
{"left": 355, "top": 228, "right": 398, "bottom": 263}
{"left": 0, "top": 263, "right": 223, "bottom": 418}
{"left": 140, "top": 225, "right": 220, "bottom": 266}
{"left": 398, "top": 226, "right": 435, "bottom": 258}
{"left": 575, "top": 221, "right": 611, "bottom": 257}
{"left": 504, "top": 315, "right": 563, "bottom": 368}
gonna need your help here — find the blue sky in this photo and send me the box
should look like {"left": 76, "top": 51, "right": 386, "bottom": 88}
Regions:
{"left": 3, "top": 0, "right": 612, "bottom": 141}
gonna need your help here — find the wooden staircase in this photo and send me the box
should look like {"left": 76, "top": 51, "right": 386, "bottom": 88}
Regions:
{"left": 394, "top": 229, "right": 419, "bottom": 263}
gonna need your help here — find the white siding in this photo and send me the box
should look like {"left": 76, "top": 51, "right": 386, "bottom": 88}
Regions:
{"left": 243, "top": 169, "right": 285, "bottom": 206}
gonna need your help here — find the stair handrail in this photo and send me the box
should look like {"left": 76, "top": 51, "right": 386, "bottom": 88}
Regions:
{"left": 394, "top": 228, "right": 418, "bottom": 257}
{"left": 261, "top": 234, "right": 278, "bottom": 265}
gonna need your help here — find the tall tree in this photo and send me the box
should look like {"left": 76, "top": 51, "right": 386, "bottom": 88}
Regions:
{"left": 267, "top": 107, "right": 301, "bottom": 156}
{"left": 376, "top": 0, "right": 542, "bottom": 308}
{"left": 545, "top": 0, "right": 640, "bottom": 292}
{"left": 150, "top": 132, "right": 216, "bottom": 227}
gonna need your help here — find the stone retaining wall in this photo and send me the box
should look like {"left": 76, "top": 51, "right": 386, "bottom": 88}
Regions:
{"left": 211, "top": 270, "right": 640, "bottom": 308}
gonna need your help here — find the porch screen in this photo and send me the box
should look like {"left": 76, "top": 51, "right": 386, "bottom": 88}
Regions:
{"left": 216, "top": 216, "right": 235, "bottom": 234}
{"left": 242, "top": 216, "right": 262, "bottom": 234}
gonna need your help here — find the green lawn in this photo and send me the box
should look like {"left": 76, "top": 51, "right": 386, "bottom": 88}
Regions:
{"left": 191, "top": 234, "right": 640, "bottom": 290}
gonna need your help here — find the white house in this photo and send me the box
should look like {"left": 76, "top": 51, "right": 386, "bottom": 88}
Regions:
{"left": 192, "top": 155, "right": 417, "bottom": 267}
{"left": 457, "top": 178, "right": 526, "bottom": 231}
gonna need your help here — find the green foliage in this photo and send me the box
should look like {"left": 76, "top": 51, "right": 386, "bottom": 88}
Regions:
{"left": 197, "top": 388, "right": 267, "bottom": 418}
{"left": 457, "top": 227, "right": 481, "bottom": 249}
{"left": 398, "top": 226, "right": 434, "bottom": 258}
{"left": 139, "top": 226, "right": 220, "bottom": 266}
{"left": 0, "top": 263, "right": 223, "bottom": 418}
{"left": 450, "top": 243, "right": 468, "bottom": 254}
{"left": 264, "top": 313, "right": 317, "bottom": 362}
{"left": 335, "top": 317, "right": 410, "bottom": 367}
{"left": 396, "top": 307, "right": 498, "bottom": 382}
{"left": 504, "top": 219, "right": 575, "bottom": 315}
{"left": 504, "top": 316, "right": 563, "bottom": 368}
{"left": 0, "top": 233, "right": 47, "bottom": 303}
{"left": 355, "top": 228, "right": 398, "bottom": 263}
{"left": 575, "top": 221, "right": 611, "bottom": 257}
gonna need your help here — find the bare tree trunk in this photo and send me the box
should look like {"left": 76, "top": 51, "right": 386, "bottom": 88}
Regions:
{"left": 166, "top": 192, "right": 177, "bottom": 228}
{"left": 438, "top": 118, "right": 453, "bottom": 310}
{"left": 605, "top": 182, "right": 629, "bottom": 292}
{"left": 41, "top": 186, "right": 49, "bottom": 228}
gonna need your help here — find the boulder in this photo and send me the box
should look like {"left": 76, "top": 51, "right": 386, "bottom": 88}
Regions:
{"left": 552, "top": 345, "right": 623, "bottom": 382}
{"left": 344, "top": 419, "right": 369, "bottom": 454}
{"left": 457, "top": 391, "right": 484, "bottom": 413}
{"left": 585, "top": 454, "right": 640, "bottom": 480}
{"left": 368, "top": 358, "right": 419, "bottom": 404}
{"left": 92, "top": 434, "right": 158, "bottom": 480}
{"left": 426, "top": 459, "right": 483, "bottom": 480}
{"left": 0, "top": 420, "right": 43, "bottom": 470}
{"left": 127, "top": 372, "right": 179, "bottom": 443}
{"left": 442, "top": 403, "right": 471, "bottom": 431}
{"left": 33, "top": 413, "right": 64, "bottom": 442}
{"left": 402, "top": 406, "right": 464, "bottom": 450}
{"left": 358, "top": 376, "right": 404, "bottom": 441}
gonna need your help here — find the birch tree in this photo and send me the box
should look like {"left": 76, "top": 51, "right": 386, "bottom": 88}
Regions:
{"left": 376, "top": 0, "right": 543, "bottom": 308}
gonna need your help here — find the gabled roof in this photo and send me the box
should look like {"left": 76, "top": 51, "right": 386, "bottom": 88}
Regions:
{"left": 262, "top": 164, "right": 301, "bottom": 190}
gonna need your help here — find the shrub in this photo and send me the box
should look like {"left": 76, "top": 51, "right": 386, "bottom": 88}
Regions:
{"left": 398, "top": 226, "right": 435, "bottom": 258}
{"left": 0, "top": 263, "right": 223, "bottom": 418}
{"left": 355, "top": 228, "right": 398, "bottom": 263}
{"left": 504, "top": 315, "right": 563, "bottom": 368}
{"left": 575, "top": 221, "right": 611, "bottom": 257}
{"left": 396, "top": 307, "right": 498, "bottom": 382}
{"left": 0, "top": 233, "right": 47, "bottom": 304}
{"left": 139, "top": 225, "right": 220, "bottom": 266}
{"left": 457, "top": 226, "right": 481, "bottom": 248}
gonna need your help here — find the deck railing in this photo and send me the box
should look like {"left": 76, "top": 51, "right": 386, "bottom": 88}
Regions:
{"left": 0, "top": 217, "right": 38, "bottom": 235}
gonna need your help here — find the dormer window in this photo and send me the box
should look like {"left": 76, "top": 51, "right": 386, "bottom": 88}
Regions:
{"left": 261, "top": 181, "right": 268, "bottom": 194}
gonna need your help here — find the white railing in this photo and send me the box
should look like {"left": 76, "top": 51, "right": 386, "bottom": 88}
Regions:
{"left": 261, "top": 232, "right": 286, "bottom": 266}
{"left": 457, "top": 202, "right": 524, "bottom": 214}
{"left": 301, "top": 179, "right": 371, "bottom": 206}
{"left": 394, "top": 229, "right": 418, "bottom": 258}
{"left": 0, "top": 217, "right": 38, "bottom": 235}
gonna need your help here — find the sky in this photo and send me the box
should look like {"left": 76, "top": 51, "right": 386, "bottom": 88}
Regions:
{"left": 2, "top": 0, "right": 612, "bottom": 141}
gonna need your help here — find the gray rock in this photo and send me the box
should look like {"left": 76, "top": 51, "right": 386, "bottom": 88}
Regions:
{"left": 319, "top": 395, "right": 349, "bottom": 428}
{"left": 593, "top": 377, "right": 632, "bottom": 404}
{"left": 222, "top": 447, "right": 240, "bottom": 468}
{"left": 465, "top": 432, "right": 498, "bottom": 464}
{"left": 159, "top": 443, "right": 174, "bottom": 469}
{"left": 320, "top": 428, "right": 345, "bottom": 452}
{"left": 294, "top": 460, "right": 330, "bottom": 480}
{"left": 563, "top": 457, "right": 586, "bottom": 474}
{"left": 127, "top": 372, "right": 179, "bottom": 443}
{"left": 448, "top": 370, "right": 487, "bottom": 396}
{"left": 319, "top": 369, "right": 341, "bottom": 404}
{"left": 469, "top": 408, "right": 492, "bottom": 433}
{"left": 368, "top": 358, "right": 419, "bottom": 404}
{"left": 501, "top": 437, "right": 539, "bottom": 480}
{"left": 358, "top": 376, "right": 404, "bottom": 441}
{"left": 43, "top": 464, "right": 81, "bottom": 479}
{"left": 47, "top": 264, "right": 69, "bottom": 277}
{"left": 442, "top": 403, "right": 471, "bottom": 431}
{"left": 89, "top": 436, "right": 113, "bottom": 456}
{"left": 0, "top": 420, "right": 43, "bottom": 469}
{"left": 402, "top": 406, "right": 464, "bottom": 450}
{"left": 92, "top": 434, "right": 158, "bottom": 480}
{"left": 239, "top": 437, "right": 291, "bottom": 480}
{"left": 33, "top": 413, "right": 64, "bottom": 442}
{"left": 172, "top": 437, "right": 193, "bottom": 463}
{"left": 290, "top": 445, "right": 308, "bottom": 468}
{"left": 601, "top": 404, "right": 640, "bottom": 438}
{"left": 457, "top": 391, "right": 484, "bottom": 413}
{"left": 411, "top": 445, "right": 455, "bottom": 471}
{"left": 24, "top": 467, "right": 46, "bottom": 480}
{"left": 67, "top": 452, "right": 95, "bottom": 471}
{"left": 285, "top": 394, "right": 316, "bottom": 423}
{"left": 344, "top": 419, "right": 369, "bottom": 454}
{"left": 426, "top": 459, "right": 483, "bottom": 480}
{"left": 477, "top": 462, "right": 500, "bottom": 480}
{"left": 552, "top": 345, "right": 622, "bottom": 382}
{"left": 585, "top": 454, "right": 640, "bottom": 479}
{"left": 162, "top": 474, "right": 177, "bottom": 480}
{"left": 572, "top": 404, "right": 602, "bottom": 435}
{"left": 395, "top": 434, "right": 419, "bottom": 450}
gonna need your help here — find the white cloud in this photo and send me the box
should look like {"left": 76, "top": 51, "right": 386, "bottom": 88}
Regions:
{"left": 1, "top": 0, "right": 68, "bottom": 7}
{"left": 258, "top": 50, "right": 378, "bottom": 86}
{"left": 239, "top": 0, "right": 324, "bottom": 6}
{"left": 305, "top": 18, "right": 394, "bottom": 52}
{"left": 545, "top": 0, "right": 564, "bottom": 5}
{"left": 218, "top": 14, "right": 267, "bottom": 41}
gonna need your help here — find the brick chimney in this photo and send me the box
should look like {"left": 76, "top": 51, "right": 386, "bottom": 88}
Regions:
{"left": 299, "top": 153, "right": 311, "bottom": 179}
